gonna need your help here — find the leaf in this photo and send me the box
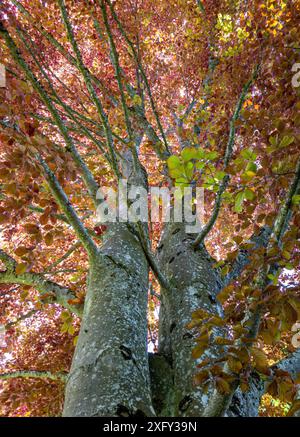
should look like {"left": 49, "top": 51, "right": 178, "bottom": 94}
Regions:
{"left": 215, "top": 377, "right": 231, "bottom": 394}
{"left": 167, "top": 155, "right": 181, "bottom": 169}
{"left": 269, "top": 135, "right": 278, "bottom": 146}
{"left": 20, "top": 290, "right": 29, "bottom": 300}
{"left": 279, "top": 135, "right": 294, "bottom": 148}
{"left": 184, "top": 161, "right": 194, "bottom": 180}
{"left": 244, "top": 188, "right": 255, "bottom": 200}
{"left": 215, "top": 171, "right": 226, "bottom": 180}
{"left": 241, "top": 148, "right": 257, "bottom": 160}
{"left": 61, "top": 311, "right": 70, "bottom": 321}
{"left": 277, "top": 377, "right": 296, "bottom": 403}
{"left": 169, "top": 168, "right": 184, "bottom": 178}
{"left": 287, "top": 399, "right": 300, "bottom": 417}
{"left": 196, "top": 161, "right": 206, "bottom": 170}
{"left": 44, "top": 232, "right": 54, "bottom": 246}
{"left": 24, "top": 223, "right": 40, "bottom": 234}
{"left": 214, "top": 337, "right": 233, "bottom": 345}
{"left": 132, "top": 94, "right": 142, "bottom": 105}
{"left": 292, "top": 195, "right": 300, "bottom": 205}
{"left": 61, "top": 322, "right": 69, "bottom": 334}
{"left": 227, "top": 356, "right": 243, "bottom": 373}
{"left": 245, "top": 162, "right": 257, "bottom": 173}
{"left": 240, "top": 381, "right": 249, "bottom": 392}
{"left": 251, "top": 347, "right": 269, "bottom": 374}
{"left": 15, "top": 246, "right": 30, "bottom": 257}
{"left": 39, "top": 213, "right": 49, "bottom": 225}
{"left": 192, "top": 337, "right": 208, "bottom": 358}
{"left": 206, "top": 151, "right": 218, "bottom": 160}
{"left": 181, "top": 147, "right": 198, "bottom": 162}
{"left": 15, "top": 263, "right": 28, "bottom": 275}
{"left": 234, "top": 191, "right": 245, "bottom": 213}
{"left": 194, "top": 370, "right": 209, "bottom": 385}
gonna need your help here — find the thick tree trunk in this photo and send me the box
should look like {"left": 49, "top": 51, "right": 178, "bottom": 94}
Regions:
{"left": 156, "top": 222, "right": 224, "bottom": 416}
{"left": 152, "top": 223, "right": 276, "bottom": 417}
{"left": 63, "top": 224, "right": 154, "bottom": 417}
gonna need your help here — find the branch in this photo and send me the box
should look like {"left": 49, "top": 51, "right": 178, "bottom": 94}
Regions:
{"left": 37, "top": 155, "right": 98, "bottom": 259}
{"left": 45, "top": 241, "right": 81, "bottom": 271}
{"left": 202, "top": 157, "right": 300, "bottom": 417}
{"left": 0, "top": 23, "right": 99, "bottom": 202}
{"left": 193, "top": 65, "right": 260, "bottom": 247}
{"left": 228, "top": 348, "right": 300, "bottom": 417}
{"left": 274, "top": 348, "right": 300, "bottom": 380}
{"left": 11, "top": 0, "right": 118, "bottom": 106}
{"left": 57, "top": 0, "right": 120, "bottom": 178}
{"left": 135, "top": 222, "right": 171, "bottom": 292}
{"left": 0, "top": 249, "right": 16, "bottom": 272}
{"left": 5, "top": 309, "right": 38, "bottom": 330}
{"left": 273, "top": 156, "right": 300, "bottom": 241}
{"left": 0, "top": 371, "right": 67, "bottom": 382}
{"left": 223, "top": 226, "right": 272, "bottom": 288}
{"left": 196, "top": 0, "right": 206, "bottom": 14}
{"left": 106, "top": 0, "right": 171, "bottom": 157}
{"left": 16, "top": 27, "right": 113, "bottom": 171}
{"left": 99, "top": 1, "right": 133, "bottom": 142}
{"left": 0, "top": 249, "right": 82, "bottom": 316}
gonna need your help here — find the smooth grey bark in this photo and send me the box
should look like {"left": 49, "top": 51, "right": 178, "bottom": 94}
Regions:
{"left": 155, "top": 223, "right": 278, "bottom": 417}
{"left": 226, "top": 375, "right": 264, "bottom": 417}
{"left": 148, "top": 353, "right": 174, "bottom": 416}
{"left": 63, "top": 159, "right": 155, "bottom": 417}
{"left": 157, "top": 222, "right": 224, "bottom": 416}
{"left": 63, "top": 225, "right": 154, "bottom": 416}
{"left": 223, "top": 226, "right": 272, "bottom": 287}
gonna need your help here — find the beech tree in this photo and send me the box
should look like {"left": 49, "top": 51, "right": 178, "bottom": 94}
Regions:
{"left": 0, "top": 0, "right": 300, "bottom": 417}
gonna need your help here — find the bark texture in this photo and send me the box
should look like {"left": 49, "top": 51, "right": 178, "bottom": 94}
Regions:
{"left": 157, "top": 222, "right": 224, "bottom": 416}
{"left": 63, "top": 225, "right": 154, "bottom": 417}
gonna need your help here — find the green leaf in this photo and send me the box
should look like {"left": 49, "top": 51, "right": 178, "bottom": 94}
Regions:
{"left": 269, "top": 135, "right": 278, "bottom": 146}
{"left": 132, "top": 94, "right": 142, "bottom": 106}
{"left": 175, "top": 181, "right": 189, "bottom": 188}
{"left": 279, "top": 135, "right": 294, "bottom": 148}
{"left": 241, "top": 148, "right": 257, "bottom": 160}
{"left": 245, "top": 162, "right": 257, "bottom": 173}
{"left": 175, "top": 177, "right": 189, "bottom": 183}
{"left": 184, "top": 161, "right": 194, "bottom": 180}
{"left": 196, "top": 148, "right": 206, "bottom": 159}
{"left": 234, "top": 191, "right": 245, "bottom": 213}
{"left": 181, "top": 147, "right": 198, "bottom": 162}
{"left": 61, "top": 322, "right": 69, "bottom": 334}
{"left": 244, "top": 188, "right": 255, "bottom": 200}
{"left": 292, "top": 194, "right": 300, "bottom": 205}
{"left": 61, "top": 311, "right": 70, "bottom": 321}
{"left": 169, "top": 167, "right": 184, "bottom": 178}
{"left": 167, "top": 155, "right": 181, "bottom": 169}
{"left": 215, "top": 171, "right": 226, "bottom": 180}
{"left": 206, "top": 151, "right": 219, "bottom": 160}
{"left": 196, "top": 161, "right": 206, "bottom": 170}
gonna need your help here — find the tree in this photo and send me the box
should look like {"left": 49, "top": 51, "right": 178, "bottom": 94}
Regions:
{"left": 0, "top": 0, "right": 299, "bottom": 417}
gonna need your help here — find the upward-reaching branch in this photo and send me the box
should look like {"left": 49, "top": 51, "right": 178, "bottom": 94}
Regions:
{"left": 57, "top": 0, "right": 120, "bottom": 178}
{"left": 10, "top": 0, "right": 118, "bottom": 106}
{"left": 193, "top": 65, "right": 260, "bottom": 247}
{"left": 0, "top": 22, "right": 99, "bottom": 202}
{"left": 15, "top": 26, "right": 113, "bottom": 169}
{"left": 99, "top": 1, "right": 133, "bottom": 142}
{"left": 105, "top": 0, "right": 171, "bottom": 158}
{"left": 37, "top": 155, "right": 98, "bottom": 259}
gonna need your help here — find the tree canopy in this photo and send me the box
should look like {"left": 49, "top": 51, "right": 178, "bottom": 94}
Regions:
{"left": 0, "top": 0, "right": 299, "bottom": 417}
